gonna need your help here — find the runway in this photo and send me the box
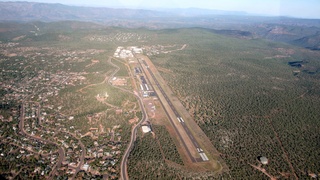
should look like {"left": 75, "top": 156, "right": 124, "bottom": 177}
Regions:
{"left": 139, "top": 59, "right": 209, "bottom": 162}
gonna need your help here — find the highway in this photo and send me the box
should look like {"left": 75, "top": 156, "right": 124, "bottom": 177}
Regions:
{"left": 107, "top": 57, "right": 148, "bottom": 180}
{"left": 139, "top": 59, "right": 208, "bottom": 162}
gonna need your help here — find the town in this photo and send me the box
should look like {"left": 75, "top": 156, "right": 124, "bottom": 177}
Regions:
{"left": 1, "top": 2, "right": 320, "bottom": 178}
{"left": 0, "top": 38, "right": 187, "bottom": 179}
{"left": 0, "top": 41, "right": 130, "bottom": 179}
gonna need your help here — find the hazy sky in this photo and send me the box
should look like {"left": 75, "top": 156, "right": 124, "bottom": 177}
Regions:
{"left": 1, "top": 0, "right": 320, "bottom": 18}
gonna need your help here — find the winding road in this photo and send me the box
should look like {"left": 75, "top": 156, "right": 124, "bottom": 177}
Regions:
{"left": 19, "top": 104, "right": 65, "bottom": 180}
{"left": 107, "top": 57, "right": 148, "bottom": 180}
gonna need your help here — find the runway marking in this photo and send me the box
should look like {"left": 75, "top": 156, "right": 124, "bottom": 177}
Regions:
{"left": 139, "top": 59, "right": 208, "bottom": 162}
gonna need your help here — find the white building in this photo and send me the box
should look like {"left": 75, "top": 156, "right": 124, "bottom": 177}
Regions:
{"left": 141, "top": 125, "right": 151, "bottom": 133}
{"left": 131, "top": 47, "right": 143, "bottom": 54}
{"left": 259, "top": 156, "right": 268, "bottom": 165}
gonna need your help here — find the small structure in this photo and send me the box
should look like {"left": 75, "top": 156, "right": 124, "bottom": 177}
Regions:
{"left": 116, "top": 109, "right": 123, "bottom": 115}
{"left": 258, "top": 156, "right": 269, "bottom": 165}
{"left": 141, "top": 125, "right": 151, "bottom": 133}
{"left": 82, "top": 164, "right": 90, "bottom": 171}
{"left": 143, "top": 92, "right": 149, "bottom": 98}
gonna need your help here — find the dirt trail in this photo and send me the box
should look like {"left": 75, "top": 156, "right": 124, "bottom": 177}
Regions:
{"left": 77, "top": 74, "right": 110, "bottom": 93}
{"left": 268, "top": 119, "right": 298, "bottom": 180}
{"left": 163, "top": 44, "right": 187, "bottom": 53}
{"left": 154, "top": 134, "right": 167, "bottom": 161}
{"left": 85, "top": 59, "right": 100, "bottom": 68}
{"left": 95, "top": 96, "right": 119, "bottom": 108}
{"left": 249, "top": 163, "right": 278, "bottom": 180}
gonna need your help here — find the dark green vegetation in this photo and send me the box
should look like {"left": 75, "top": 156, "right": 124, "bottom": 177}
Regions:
{"left": 1, "top": 20, "right": 320, "bottom": 179}
{"left": 129, "top": 124, "right": 184, "bottom": 166}
{"left": 128, "top": 132, "right": 180, "bottom": 179}
{"left": 150, "top": 28, "right": 320, "bottom": 179}
{"left": 153, "top": 125, "right": 184, "bottom": 165}
{"left": 128, "top": 125, "right": 225, "bottom": 179}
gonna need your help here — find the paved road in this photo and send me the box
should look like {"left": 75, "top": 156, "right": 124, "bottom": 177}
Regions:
{"left": 67, "top": 131, "right": 86, "bottom": 180}
{"left": 107, "top": 57, "right": 148, "bottom": 180}
{"left": 140, "top": 59, "right": 208, "bottom": 162}
{"left": 19, "top": 104, "right": 65, "bottom": 180}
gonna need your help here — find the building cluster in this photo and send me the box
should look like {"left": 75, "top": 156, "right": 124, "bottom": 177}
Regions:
{"left": 113, "top": 46, "right": 143, "bottom": 59}
{"left": 0, "top": 43, "right": 129, "bottom": 179}
{"left": 85, "top": 33, "right": 149, "bottom": 43}
{"left": 134, "top": 61, "right": 156, "bottom": 98}
{"left": 1, "top": 69, "right": 87, "bottom": 104}
{"left": 0, "top": 45, "right": 105, "bottom": 105}
{"left": 110, "top": 77, "right": 127, "bottom": 86}
{"left": 113, "top": 46, "right": 132, "bottom": 58}
{"left": 0, "top": 97, "right": 125, "bottom": 178}
{"left": 0, "top": 42, "right": 19, "bottom": 48}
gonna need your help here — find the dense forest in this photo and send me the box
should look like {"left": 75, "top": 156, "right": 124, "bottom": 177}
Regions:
{"left": 150, "top": 29, "right": 320, "bottom": 179}
{"left": 128, "top": 125, "right": 223, "bottom": 179}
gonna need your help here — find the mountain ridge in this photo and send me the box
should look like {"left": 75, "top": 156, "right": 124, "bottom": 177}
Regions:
{"left": 0, "top": 1, "right": 173, "bottom": 22}
{"left": 1, "top": 1, "right": 320, "bottom": 50}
